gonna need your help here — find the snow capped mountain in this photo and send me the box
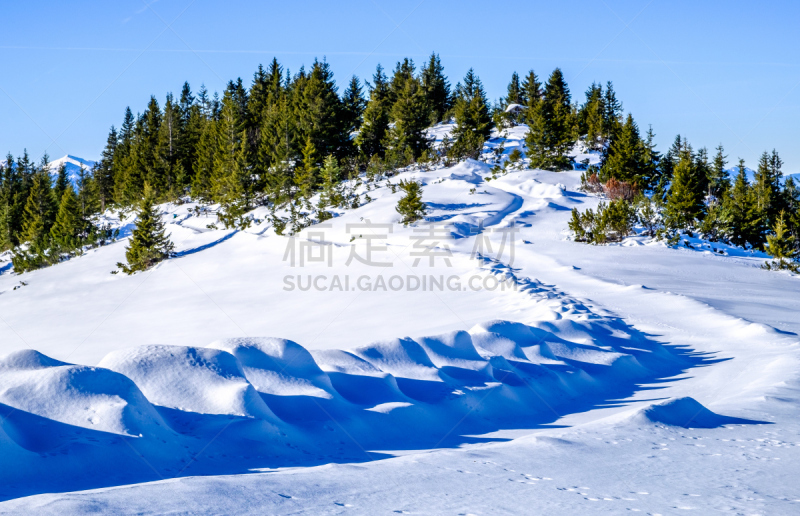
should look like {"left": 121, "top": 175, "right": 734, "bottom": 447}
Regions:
{"left": 0, "top": 154, "right": 96, "bottom": 185}
{"left": 47, "top": 155, "right": 96, "bottom": 183}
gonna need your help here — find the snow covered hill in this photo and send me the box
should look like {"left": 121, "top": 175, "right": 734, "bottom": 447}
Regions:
{"left": 1, "top": 125, "right": 799, "bottom": 514}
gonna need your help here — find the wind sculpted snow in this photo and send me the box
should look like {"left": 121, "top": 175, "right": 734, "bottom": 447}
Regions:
{"left": 0, "top": 313, "right": 714, "bottom": 500}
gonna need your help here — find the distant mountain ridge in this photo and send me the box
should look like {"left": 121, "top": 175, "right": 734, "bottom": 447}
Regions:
{"left": 47, "top": 155, "right": 96, "bottom": 184}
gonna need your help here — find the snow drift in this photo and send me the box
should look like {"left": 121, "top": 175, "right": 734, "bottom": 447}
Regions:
{"left": 0, "top": 317, "right": 699, "bottom": 500}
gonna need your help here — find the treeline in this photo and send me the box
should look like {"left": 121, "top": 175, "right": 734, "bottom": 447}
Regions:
{"left": 5, "top": 51, "right": 798, "bottom": 273}
{"left": 93, "top": 54, "right": 624, "bottom": 224}
{"left": 93, "top": 54, "right": 488, "bottom": 228}
{"left": 570, "top": 127, "right": 800, "bottom": 269}
{"left": 0, "top": 153, "right": 116, "bottom": 271}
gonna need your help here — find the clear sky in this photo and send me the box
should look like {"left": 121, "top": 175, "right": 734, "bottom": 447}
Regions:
{"left": 2, "top": 0, "right": 799, "bottom": 172}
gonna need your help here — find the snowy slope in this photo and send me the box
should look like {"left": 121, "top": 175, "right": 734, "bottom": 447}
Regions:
{"left": 1, "top": 126, "right": 799, "bottom": 514}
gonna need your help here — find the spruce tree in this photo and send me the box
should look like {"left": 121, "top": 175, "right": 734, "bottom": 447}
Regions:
{"left": 708, "top": 144, "right": 730, "bottom": 199}
{"left": 600, "top": 114, "right": 645, "bottom": 185}
{"left": 504, "top": 72, "right": 523, "bottom": 107}
{"left": 694, "top": 147, "right": 711, "bottom": 201}
{"left": 117, "top": 187, "right": 174, "bottom": 274}
{"left": 113, "top": 107, "right": 136, "bottom": 205}
{"left": 356, "top": 65, "right": 391, "bottom": 159}
{"left": 451, "top": 69, "right": 493, "bottom": 160}
{"left": 191, "top": 118, "right": 217, "bottom": 201}
{"left": 581, "top": 83, "right": 605, "bottom": 150}
{"left": 387, "top": 75, "right": 430, "bottom": 160}
{"left": 752, "top": 149, "right": 785, "bottom": 230}
{"left": 179, "top": 83, "right": 203, "bottom": 192}
{"left": 50, "top": 187, "right": 82, "bottom": 252}
{"left": 211, "top": 85, "right": 248, "bottom": 209}
{"left": 525, "top": 68, "right": 575, "bottom": 170}
{"left": 2, "top": 154, "right": 25, "bottom": 245}
{"left": 0, "top": 201, "right": 12, "bottom": 252}
{"left": 602, "top": 81, "right": 623, "bottom": 142}
{"left": 53, "top": 163, "right": 70, "bottom": 204}
{"left": 763, "top": 211, "right": 799, "bottom": 272}
{"left": 295, "top": 136, "right": 320, "bottom": 200}
{"left": 396, "top": 179, "right": 426, "bottom": 224}
{"left": 317, "top": 154, "right": 342, "bottom": 218}
{"left": 341, "top": 75, "right": 367, "bottom": 134}
{"left": 96, "top": 126, "right": 117, "bottom": 212}
{"left": 140, "top": 96, "right": 164, "bottom": 197}
{"left": 389, "top": 58, "right": 416, "bottom": 106}
{"left": 156, "top": 93, "right": 181, "bottom": 196}
{"left": 520, "top": 70, "right": 542, "bottom": 107}
{"left": 20, "top": 170, "right": 55, "bottom": 246}
{"left": 420, "top": 53, "right": 451, "bottom": 123}
{"left": 723, "top": 159, "right": 762, "bottom": 247}
{"left": 665, "top": 146, "right": 704, "bottom": 229}
{"left": 296, "top": 59, "right": 347, "bottom": 158}
{"left": 76, "top": 165, "right": 98, "bottom": 223}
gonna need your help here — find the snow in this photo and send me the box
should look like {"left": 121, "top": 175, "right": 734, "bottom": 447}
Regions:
{"left": 1, "top": 126, "right": 800, "bottom": 514}
{"left": 47, "top": 155, "right": 96, "bottom": 185}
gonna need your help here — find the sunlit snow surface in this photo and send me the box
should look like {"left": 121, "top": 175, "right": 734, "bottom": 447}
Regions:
{"left": 1, "top": 125, "right": 799, "bottom": 514}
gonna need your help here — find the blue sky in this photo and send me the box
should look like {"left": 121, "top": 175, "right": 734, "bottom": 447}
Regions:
{"left": 2, "top": 0, "right": 799, "bottom": 172}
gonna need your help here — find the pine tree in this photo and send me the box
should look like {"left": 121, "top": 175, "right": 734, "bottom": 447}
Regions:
{"left": 296, "top": 59, "right": 347, "bottom": 158}
{"left": 0, "top": 201, "right": 12, "bottom": 252}
{"left": 581, "top": 83, "right": 605, "bottom": 151}
{"left": 782, "top": 176, "right": 800, "bottom": 249}
{"left": 191, "top": 117, "right": 217, "bottom": 201}
{"left": 420, "top": 53, "right": 451, "bottom": 123}
{"left": 211, "top": 85, "right": 248, "bottom": 207}
{"left": 20, "top": 169, "right": 55, "bottom": 246}
{"left": 708, "top": 144, "right": 730, "bottom": 199}
{"left": 140, "top": 96, "right": 164, "bottom": 197}
{"left": 763, "top": 211, "right": 799, "bottom": 272}
{"left": 396, "top": 179, "right": 426, "bottom": 224}
{"left": 723, "top": 159, "right": 762, "bottom": 247}
{"left": 451, "top": 69, "right": 493, "bottom": 160}
{"left": 752, "top": 149, "right": 785, "bottom": 231}
{"left": 600, "top": 114, "right": 645, "bottom": 185}
{"left": 295, "top": 136, "right": 320, "bottom": 200}
{"left": 76, "top": 165, "right": 97, "bottom": 223}
{"left": 388, "top": 58, "right": 416, "bottom": 106}
{"left": 694, "top": 147, "right": 711, "bottom": 201}
{"left": 96, "top": 126, "right": 117, "bottom": 212}
{"left": 525, "top": 68, "right": 575, "bottom": 170}
{"left": 664, "top": 146, "right": 704, "bottom": 229}
{"left": 603, "top": 81, "right": 623, "bottom": 142}
{"left": 387, "top": 75, "right": 430, "bottom": 160}
{"left": 156, "top": 93, "right": 181, "bottom": 197}
{"left": 660, "top": 135, "right": 684, "bottom": 182}
{"left": 114, "top": 107, "right": 136, "bottom": 205}
{"left": 520, "top": 70, "right": 542, "bottom": 107}
{"left": 356, "top": 65, "right": 391, "bottom": 159}
{"left": 317, "top": 154, "right": 342, "bottom": 218}
{"left": 248, "top": 64, "right": 271, "bottom": 123}
{"left": 503, "top": 72, "right": 523, "bottom": 107}
{"left": 341, "top": 75, "right": 367, "bottom": 134}
{"left": 641, "top": 126, "right": 661, "bottom": 190}
{"left": 50, "top": 187, "right": 82, "bottom": 252}
{"left": 1, "top": 154, "right": 25, "bottom": 245}
{"left": 53, "top": 163, "right": 70, "bottom": 204}
{"left": 179, "top": 83, "right": 203, "bottom": 193}
{"left": 117, "top": 186, "right": 174, "bottom": 274}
